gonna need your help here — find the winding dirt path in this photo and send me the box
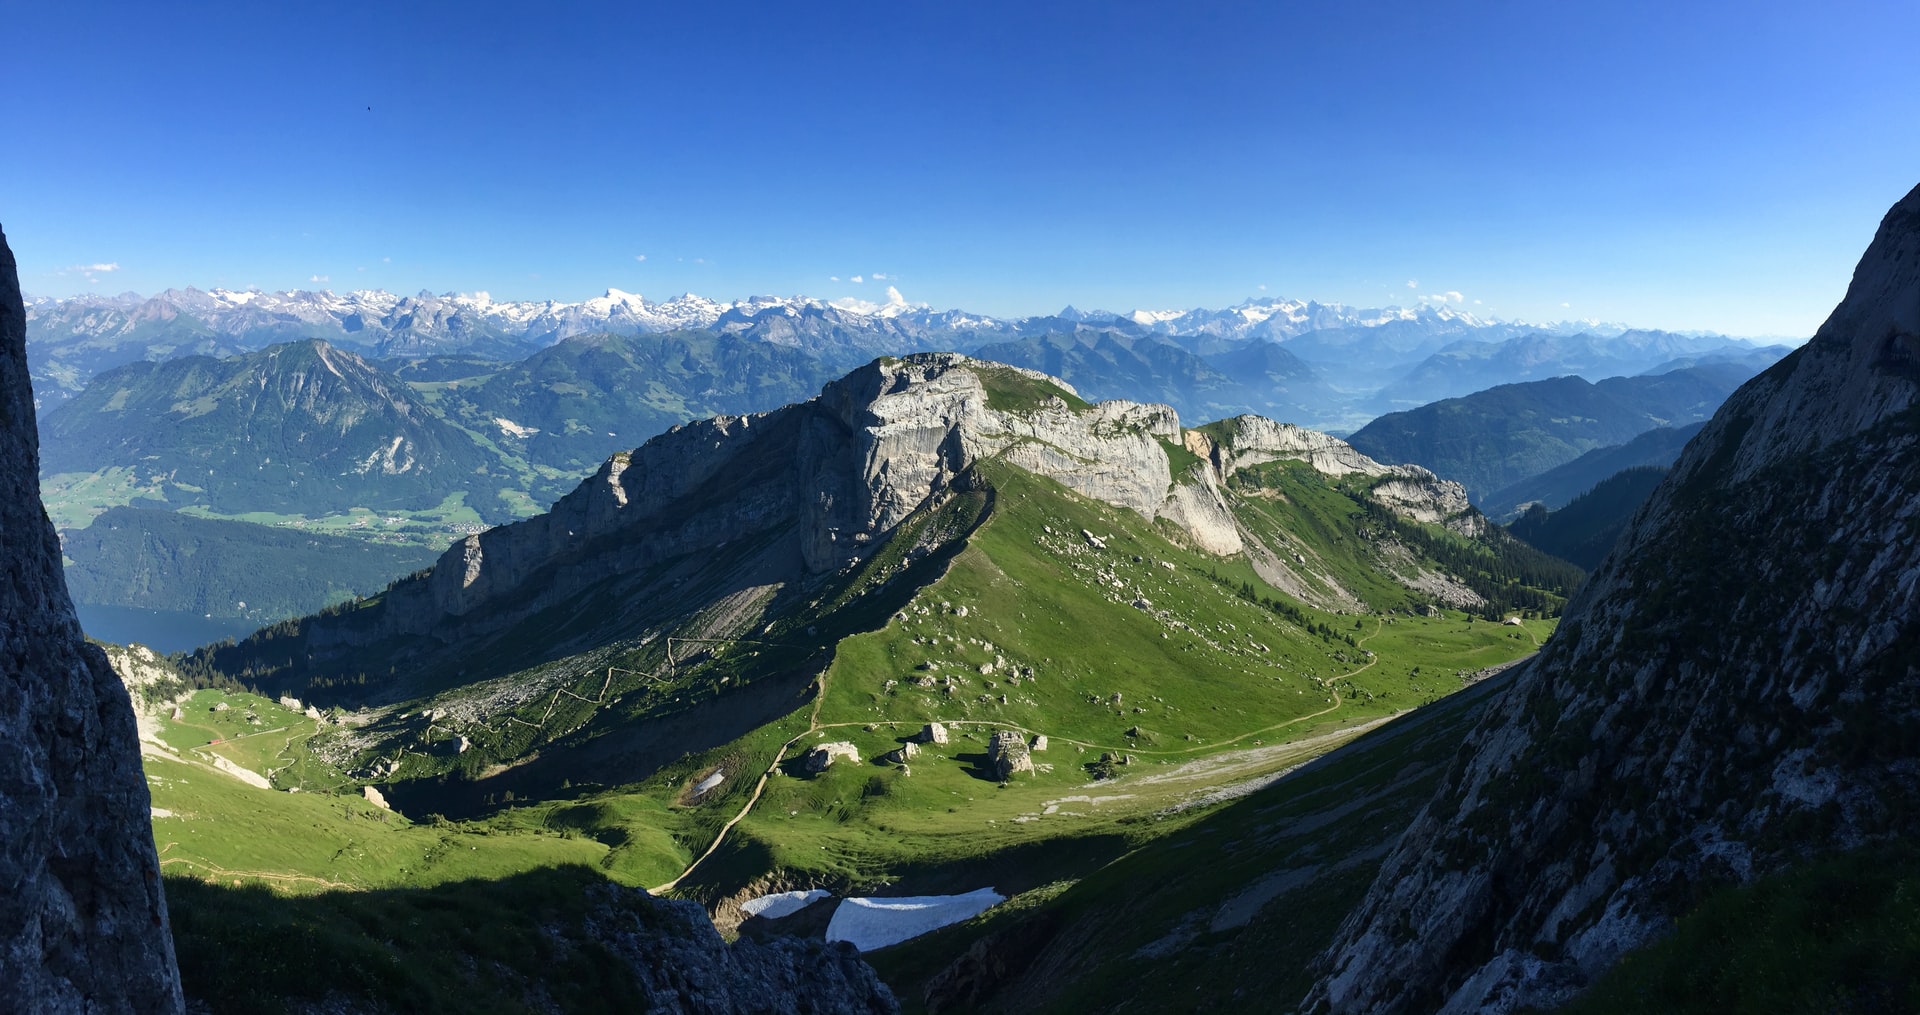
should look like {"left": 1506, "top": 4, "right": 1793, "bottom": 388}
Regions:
{"left": 156, "top": 843, "right": 355, "bottom": 891}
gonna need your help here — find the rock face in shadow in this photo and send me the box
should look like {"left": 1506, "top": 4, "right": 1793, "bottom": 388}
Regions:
{"left": 0, "top": 226, "right": 183, "bottom": 1009}
{"left": 1308, "top": 183, "right": 1920, "bottom": 1013}
{"left": 588, "top": 883, "right": 897, "bottom": 1014}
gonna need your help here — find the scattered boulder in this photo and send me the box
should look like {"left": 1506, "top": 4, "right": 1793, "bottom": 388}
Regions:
{"left": 986, "top": 731, "right": 1033, "bottom": 780}
{"left": 882, "top": 742, "right": 919, "bottom": 765}
{"left": 278, "top": 695, "right": 302, "bottom": 711}
{"left": 362, "top": 785, "right": 391, "bottom": 810}
{"left": 456, "top": 736, "right": 472, "bottom": 754}
{"left": 1030, "top": 735, "right": 1048, "bottom": 752}
{"left": 169, "top": 706, "right": 183, "bottom": 721}
{"left": 916, "top": 722, "right": 949, "bottom": 745}
{"left": 804, "top": 742, "right": 861, "bottom": 773}
{"left": 212, "top": 701, "right": 230, "bottom": 712}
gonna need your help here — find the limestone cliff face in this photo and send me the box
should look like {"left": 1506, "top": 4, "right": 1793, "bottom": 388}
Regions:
{"left": 1190, "top": 413, "right": 1477, "bottom": 526}
{"left": 289, "top": 354, "right": 1466, "bottom": 669}
{"left": 0, "top": 226, "right": 183, "bottom": 1009}
{"left": 313, "top": 355, "right": 1225, "bottom": 649}
{"left": 1309, "top": 183, "right": 1920, "bottom": 1013}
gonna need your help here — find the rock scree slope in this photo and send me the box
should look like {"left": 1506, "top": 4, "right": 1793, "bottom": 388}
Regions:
{"left": 1308, "top": 181, "right": 1920, "bottom": 1012}
{"left": 0, "top": 224, "right": 184, "bottom": 1010}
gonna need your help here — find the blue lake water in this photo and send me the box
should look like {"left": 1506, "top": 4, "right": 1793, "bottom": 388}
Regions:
{"left": 74, "top": 603, "right": 263, "bottom": 654}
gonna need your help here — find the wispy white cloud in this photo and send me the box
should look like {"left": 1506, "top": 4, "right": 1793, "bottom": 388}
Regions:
{"left": 693, "top": 257, "right": 706, "bottom": 264}
{"left": 634, "top": 254, "right": 647, "bottom": 262}
{"left": 1405, "top": 279, "right": 1418, "bottom": 289}
{"left": 872, "top": 272, "right": 890, "bottom": 281}
{"left": 64, "top": 261, "right": 122, "bottom": 284}
{"left": 309, "top": 274, "right": 330, "bottom": 283}
{"left": 1560, "top": 302, "right": 1571, "bottom": 308}
{"left": 1257, "top": 284, "right": 1267, "bottom": 291}
{"left": 850, "top": 274, "right": 864, "bottom": 283}
{"left": 381, "top": 256, "right": 391, "bottom": 263}
{"left": 885, "top": 285, "right": 906, "bottom": 304}
{"left": 1472, "top": 299, "right": 1481, "bottom": 305}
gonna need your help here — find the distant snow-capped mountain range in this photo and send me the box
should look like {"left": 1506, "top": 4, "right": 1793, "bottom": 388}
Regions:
{"left": 25, "top": 284, "right": 1649, "bottom": 352}
{"left": 24, "top": 284, "right": 1778, "bottom": 429}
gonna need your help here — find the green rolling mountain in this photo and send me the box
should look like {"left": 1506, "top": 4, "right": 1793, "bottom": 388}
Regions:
{"left": 1479, "top": 421, "right": 1704, "bottom": 519}
{"left": 1345, "top": 361, "right": 1767, "bottom": 502}
{"left": 40, "top": 339, "right": 526, "bottom": 521}
{"left": 1504, "top": 465, "right": 1669, "bottom": 570}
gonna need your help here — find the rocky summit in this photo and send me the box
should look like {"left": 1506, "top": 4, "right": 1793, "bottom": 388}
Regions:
{"left": 1309, "top": 182, "right": 1920, "bottom": 1012}
{"left": 214, "top": 352, "right": 1479, "bottom": 700}
{"left": 0, "top": 225, "right": 183, "bottom": 1009}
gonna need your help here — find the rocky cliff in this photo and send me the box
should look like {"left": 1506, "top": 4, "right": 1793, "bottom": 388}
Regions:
{"left": 256, "top": 353, "right": 1466, "bottom": 677}
{"left": 0, "top": 226, "right": 183, "bottom": 1008}
{"left": 1309, "top": 183, "right": 1920, "bottom": 1012}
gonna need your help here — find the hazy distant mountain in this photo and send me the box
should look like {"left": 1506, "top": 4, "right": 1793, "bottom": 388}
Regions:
{"left": 40, "top": 339, "right": 520, "bottom": 519}
{"left": 1480, "top": 421, "right": 1706, "bottom": 519}
{"left": 1346, "top": 362, "right": 1766, "bottom": 502}
{"left": 1505, "top": 465, "right": 1670, "bottom": 570}
{"left": 426, "top": 329, "right": 848, "bottom": 487}
{"left": 971, "top": 330, "right": 1337, "bottom": 428}
{"left": 1373, "top": 330, "right": 1784, "bottom": 410}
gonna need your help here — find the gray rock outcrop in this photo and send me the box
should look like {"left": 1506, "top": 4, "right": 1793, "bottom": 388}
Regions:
{"left": 0, "top": 225, "right": 184, "bottom": 1010}
{"left": 586, "top": 882, "right": 897, "bottom": 1014}
{"left": 1309, "top": 182, "right": 1920, "bottom": 1013}
{"left": 803, "top": 742, "right": 861, "bottom": 773}
{"left": 985, "top": 731, "right": 1033, "bottom": 780}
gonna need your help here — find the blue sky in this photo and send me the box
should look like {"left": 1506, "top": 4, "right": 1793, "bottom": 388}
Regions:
{"left": 6, "top": 0, "right": 1917, "bottom": 336}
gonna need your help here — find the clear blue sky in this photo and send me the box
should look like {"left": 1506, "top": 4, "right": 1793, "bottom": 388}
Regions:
{"left": 6, "top": 0, "right": 1917, "bottom": 336}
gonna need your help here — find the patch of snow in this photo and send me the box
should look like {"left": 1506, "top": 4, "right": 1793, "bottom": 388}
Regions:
{"left": 824, "top": 887, "right": 1004, "bottom": 951}
{"left": 740, "top": 888, "right": 831, "bottom": 920}
{"left": 150, "top": 807, "right": 175, "bottom": 819}
{"left": 494, "top": 417, "right": 540, "bottom": 438}
{"left": 692, "top": 770, "right": 725, "bottom": 795}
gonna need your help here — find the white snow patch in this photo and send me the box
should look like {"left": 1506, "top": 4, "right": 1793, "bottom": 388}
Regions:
{"left": 494, "top": 417, "right": 540, "bottom": 438}
{"left": 740, "top": 888, "right": 831, "bottom": 920}
{"left": 150, "top": 807, "right": 175, "bottom": 819}
{"left": 692, "top": 770, "right": 725, "bottom": 795}
{"left": 825, "top": 887, "right": 1004, "bottom": 951}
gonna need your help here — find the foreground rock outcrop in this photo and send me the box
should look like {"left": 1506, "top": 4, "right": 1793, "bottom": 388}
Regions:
{"left": 588, "top": 883, "right": 897, "bottom": 1014}
{"left": 1309, "top": 183, "right": 1920, "bottom": 1012}
{"left": 0, "top": 226, "right": 184, "bottom": 1008}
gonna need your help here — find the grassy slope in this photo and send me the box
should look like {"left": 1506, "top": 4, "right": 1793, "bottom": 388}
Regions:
{"left": 867, "top": 665, "right": 1525, "bottom": 1012}
{"left": 140, "top": 433, "right": 1562, "bottom": 1010}
{"left": 654, "top": 461, "right": 1548, "bottom": 905}
{"left": 1560, "top": 845, "right": 1920, "bottom": 1014}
